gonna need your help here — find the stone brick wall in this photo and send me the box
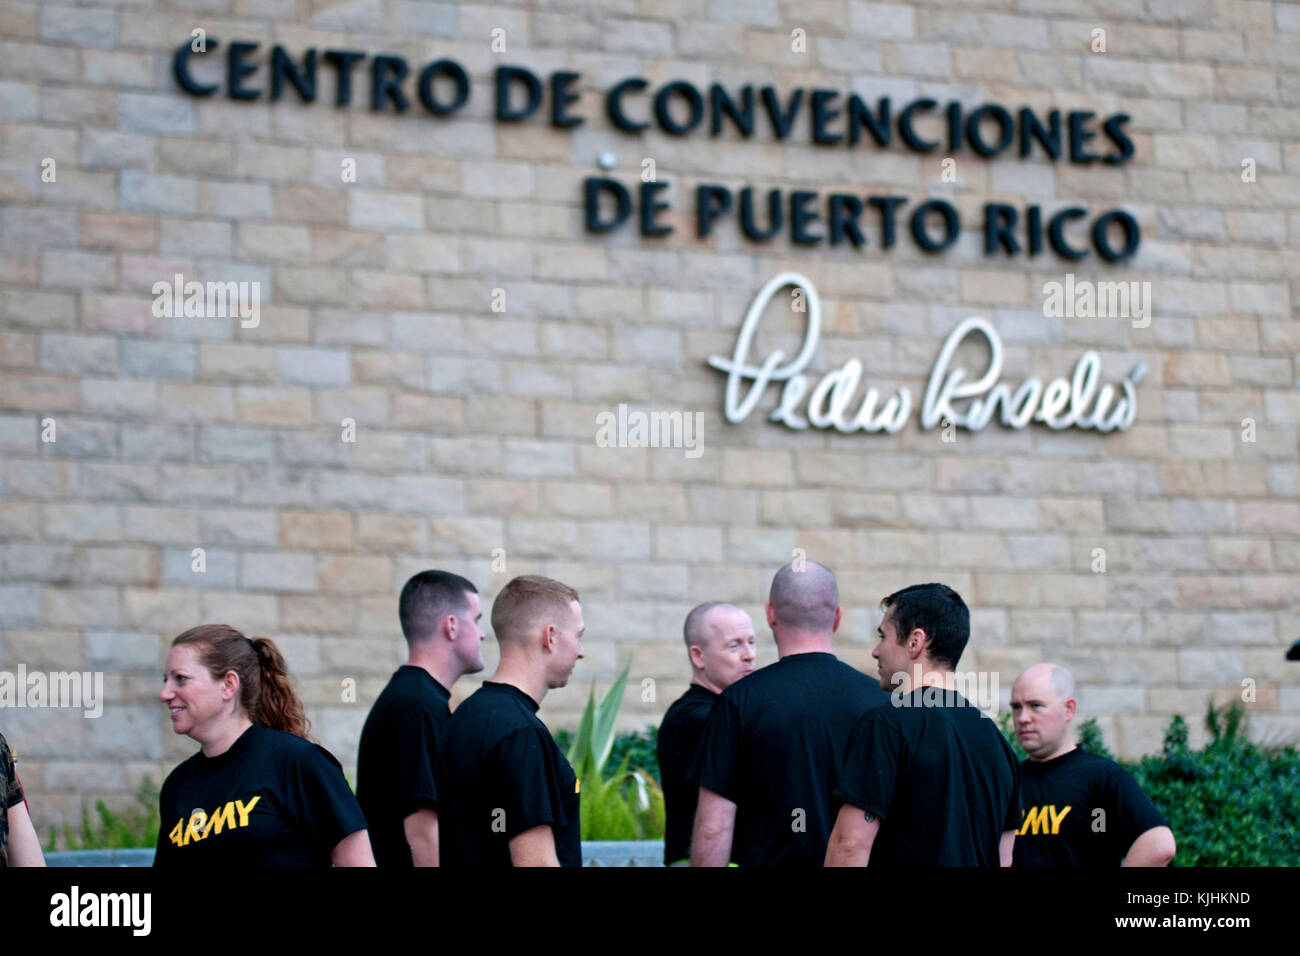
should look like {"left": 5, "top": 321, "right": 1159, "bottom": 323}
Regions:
{"left": 0, "top": 0, "right": 1297, "bottom": 835}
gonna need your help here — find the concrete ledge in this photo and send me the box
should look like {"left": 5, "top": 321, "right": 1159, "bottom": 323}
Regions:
{"left": 580, "top": 840, "right": 664, "bottom": 867}
{"left": 46, "top": 849, "right": 157, "bottom": 867}
{"left": 45, "top": 841, "right": 666, "bottom": 867}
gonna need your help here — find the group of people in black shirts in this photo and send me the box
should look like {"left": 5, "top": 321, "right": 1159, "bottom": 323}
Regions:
{"left": 0, "top": 561, "right": 1175, "bottom": 868}
{"left": 658, "top": 564, "right": 1175, "bottom": 867}
{"left": 154, "top": 572, "right": 588, "bottom": 867}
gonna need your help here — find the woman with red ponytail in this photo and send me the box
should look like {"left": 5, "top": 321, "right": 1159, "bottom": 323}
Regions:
{"left": 155, "top": 624, "right": 374, "bottom": 866}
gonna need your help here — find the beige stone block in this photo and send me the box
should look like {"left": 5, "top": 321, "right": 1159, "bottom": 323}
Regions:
{"left": 317, "top": 555, "right": 392, "bottom": 596}
{"left": 1, "top": 373, "right": 79, "bottom": 411}
{"left": 234, "top": 385, "right": 312, "bottom": 426}
{"left": 279, "top": 596, "right": 355, "bottom": 633}
{"left": 1112, "top": 716, "right": 1170, "bottom": 760}
{"left": 42, "top": 586, "right": 120, "bottom": 628}
{"left": 195, "top": 592, "right": 278, "bottom": 636}
{"left": 3, "top": 629, "right": 81, "bottom": 670}
{"left": 279, "top": 511, "right": 354, "bottom": 550}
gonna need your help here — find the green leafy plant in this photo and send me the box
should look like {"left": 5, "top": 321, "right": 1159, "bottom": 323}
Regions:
{"left": 997, "top": 710, "right": 1029, "bottom": 762}
{"left": 44, "top": 776, "right": 159, "bottom": 852}
{"left": 608, "top": 726, "right": 659, "bottom": 785}
{"left": 562, "top": 659, "right": 666, "bottom": 841}
{"left": 1130, "top": 702, "right": 1300, "bottom": 866}
{"left": 560, "top": 727, "right": 660, "bottom": 784}
{"left": 579, "top": 755, "right": 666, "bottom": 841}
{"left": 1075, "top": 715, "right": 1115, "bottom": 761}
{"left": 566, "top": 659, "right": 631, "bottom": 780}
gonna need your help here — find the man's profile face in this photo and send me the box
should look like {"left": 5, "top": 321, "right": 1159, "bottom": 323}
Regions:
{"left": 547, "top": 600, "right": 585, "bottom": 689}
{"left": 871, "top": 608, "right": 911, "bottom": 692}
{"left": 694, "top": 608, "right": 756, "bottom": 691}
{"left": 455, "top": 591, "right": 486, "bottom": 674}
{"left": 1010, "top": 672, "right": 1072, "bottom": 759}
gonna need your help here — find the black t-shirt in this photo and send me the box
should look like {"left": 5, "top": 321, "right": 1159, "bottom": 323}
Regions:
{"left": 1013, "top": 748, "right": 1168, "bottom": 867}
{"left": 657, "top": 683, "right": 719, "bottom": 864}
{"left": 437, "top": 681, "right": 581, "bottom": 867}
{"left": 834, "top": 690, "right": 1021, "bottom": 867}
{"left": 154, "top": 723, "right": 367, "bottom": 867}
{"left": 690, "top": 652, "right": 888, "bottom": 867}
{"left": 1, "top": 733, "right": 25, "bottom": 868}
{"left": 356, "top": 665, "right": 451, "bottom": 867}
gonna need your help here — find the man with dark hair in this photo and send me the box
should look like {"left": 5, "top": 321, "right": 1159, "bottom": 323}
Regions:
{"left": 826, "top": 583, "right": 1020, "bottom": 867}
{"left": 438, "top": 575, "right": 585, "bottom": 867}
{"left": 1011, "top": 663, "right": 1175, "bottom": 867}
{"left": 658, "top": 602, "right": 756, "bottom": 866}
{"left": 690, "top": 562, "right": 887, "bottom": 867}
{"left": 356, "top": 570, "right": 484, "bottom": 867}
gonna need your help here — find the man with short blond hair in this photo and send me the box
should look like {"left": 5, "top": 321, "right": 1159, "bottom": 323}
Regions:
{"left": 438, "top": 575, "right": 585, "bottom": 867}
{"left": 658, "top": 602, "right": 756, "bottom": 865}
{"left": 1011, "top": 663, "right": 1175, "bottom": 867}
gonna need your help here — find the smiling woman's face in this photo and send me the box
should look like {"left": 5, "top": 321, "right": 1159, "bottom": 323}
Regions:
{"left": 159, "top": 644, "right": 232, "bottom": 739}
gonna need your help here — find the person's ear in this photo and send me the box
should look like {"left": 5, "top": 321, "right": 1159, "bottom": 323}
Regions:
{"left": 1064, "top": 697, "right": 1077, "bottom": 721}
{"left": 222, "top": 670, "right": 240, "bottom": 702}
{"left": 689, "top": 645, "right": 705, "bottom": 670}
{"left": 543, "top": 623, "right": 557, "bottom": 652}
{"left": 908, "top": 629, "right": 927, "bottom": 660}
{"left": 765, "top": 603, "right": 776, "bottom": 629}
{"left": 444, "top": 614, "right": 458, "bottom": 641}
{"left": 832, "top": 606, "right": 843, "bottom": 633}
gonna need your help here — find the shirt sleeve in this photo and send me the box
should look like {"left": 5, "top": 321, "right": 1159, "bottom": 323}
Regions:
{"left": 1, "top": 735, "right": 23, "bottom": 810}
{"left": 392, "top": 708, "right": 442, "bottom": 817}
{"left": 1109, "top": 766, "right": 1167, "bottom": 851}
{"left": 153, "top": 775, "right": 177, "bottom": 868}
{"left": 495, "top": 726, "right": 574, "bottom": 838}
{"left": 1002, "top": 740, "right": 1023, "bottom": 832}
{"left": 688, "top": 692, "right": 742, "bottom": 802}
{"left": 661, "top": 703, "right": 707, "bottom": 767}
{"left": 832, "top": 711, "right": 903, "bottom": 820}
{"left": 289, "top": 744, "right": 370, "bottom": 857}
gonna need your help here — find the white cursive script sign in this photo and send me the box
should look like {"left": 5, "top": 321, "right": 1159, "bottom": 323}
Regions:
{"left": 708, "top": 272, "right": 1146, "bottom": 435}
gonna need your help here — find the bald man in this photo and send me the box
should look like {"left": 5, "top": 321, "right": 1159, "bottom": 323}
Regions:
{"left": 689, "top": 562, "right": 888, "bottom": 867}
{"left": 657, "top": 602, "right": 756, "bottom": 866}
{"left": 437, "top": 575, "right": 585, "bottom": 867}
{"left": 1011, "top": 664, "right": 1175, "bottom": 867}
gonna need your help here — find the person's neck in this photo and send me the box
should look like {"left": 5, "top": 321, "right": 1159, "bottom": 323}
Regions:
{"left": 891, "top": 662, "right": 959, "bottom": 694}
{"left": 405, "top": 649, "right": 459, "bottom": 692}
{"left": 691, "top": 673, "right": 723, "bottom": 695}
{"left": 1030, "top": 740, "right": 1077, "bottom": 763}
{"left": 197, "top": 714, "right": 253, "bottom": 758}
{"left": 774, "top": 632, "right": 834, "bottom": 658}
{"left": 490, "top": 656, "right": 548, "bottom": 707}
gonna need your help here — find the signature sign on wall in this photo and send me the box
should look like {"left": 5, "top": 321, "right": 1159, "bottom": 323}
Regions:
{"left": 708, "top": 273, "right": 1146, "bottom": 435}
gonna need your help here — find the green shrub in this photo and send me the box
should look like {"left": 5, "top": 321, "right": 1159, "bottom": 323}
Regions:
{"left": 559, "top": 659, "right": 666, "bottom": 841}
{"left": 45, "top": 776, "right": 159, "bottom": 852}
{"left": 607, "top": 727, "right": 659, "bottom": 785}
{"left": 578, "top": 756, "right": 666, "bottom": 842}
{"left": 997, "top": 711, "right": 1029, "bottom": 762}
{"left": 1131, "top": 702, "right": 1300, "bottom": 866}
{"left": 1075, "top": 715, "right": 1115, "bottom": 761}
{"left": 556, "top": 727, "right": 660, "bottom": 783}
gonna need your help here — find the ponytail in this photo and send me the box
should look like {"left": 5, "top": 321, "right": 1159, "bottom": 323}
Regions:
{"left": 249, "top": 636, "right": 311, "bottom": 740}
{"left": 172, "top": 625, "right": 312, "bottom": 740}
